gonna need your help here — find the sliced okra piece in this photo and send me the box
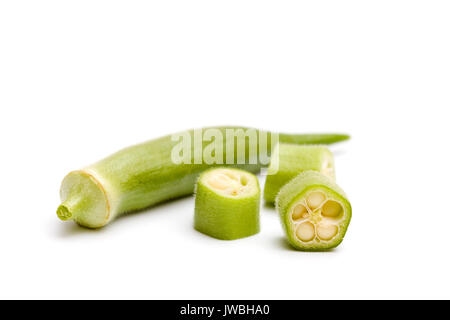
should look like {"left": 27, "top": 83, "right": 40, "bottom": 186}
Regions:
{"left": 194, "top": 168, "right": 260, "bottom": 240}
{"left": 276, "top": 170, "right": 351, "bottom": 250}
{"left": 263, "top": 144, "right": 335, "bottom": 204}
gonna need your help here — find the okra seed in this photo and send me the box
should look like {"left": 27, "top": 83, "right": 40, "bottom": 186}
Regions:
{"left": 321, "top": 200, "right": 343, "bottom": 218}
{"left": 306, "top": 192, "right": 326, "bottom": 210}
{"left": 296, "top": 222, "right": 315, "bottom": 242}
{"left": 208, "top": 174, "right": 233, "bottom": 190}
{"left": 317, "top": 223, "right": 338, "bottom": 241}
{"left": 292, "top": 204, "right": 308, "bottom": 221}
{"left": 224, "top": 171, "right": 240, "bottom": 182}
{"left": 207, "top": 170, "right": 250, "bottom": 196}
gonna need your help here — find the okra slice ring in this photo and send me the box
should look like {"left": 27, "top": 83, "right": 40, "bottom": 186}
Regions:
{"left": 276, "top": 171, "right": 351, "bottom": 251}
{"left": 263, "top": 144, "right": 335, "bottom": 204}
{"left": 194, "top": 168, "right": 260, "bottom": 240}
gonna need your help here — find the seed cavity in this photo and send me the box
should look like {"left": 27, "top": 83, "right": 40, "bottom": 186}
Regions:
{"left": 321, "top": 200, "right": 343, "bottom": 219}
{"left": 206, "top": 169, "right": 250, "bottom": 196}
{"left": 306, "top": 192, "right": 326, "bottom": 210}
{"left": 317, "top": 223, "right": 338, "bottom": 241}
{"left": 296, "top": 222, "right": 315, "bottom": 242}
{"left": 292, "top": 204, "right": 308, "bottom": 221}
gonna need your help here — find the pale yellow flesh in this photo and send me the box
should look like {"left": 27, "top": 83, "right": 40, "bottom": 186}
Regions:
{"left": 206, "top": 169, "right": 250, "bottom": 196}
{"left": 291, "top": 191, "right": 344, "bottom": 243}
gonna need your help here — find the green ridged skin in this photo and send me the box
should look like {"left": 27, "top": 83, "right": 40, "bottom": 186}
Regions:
{"left": 263, "top": 144, "right": 335, "bottom": 204}
{"left": 194, "top": 168, "right": 260, "bottom": 240}
{"left": 276, "top": 171, "right": 351, "bottom": 251}
{"left": 57, "top": 126, "right": 349, "bottom": 228}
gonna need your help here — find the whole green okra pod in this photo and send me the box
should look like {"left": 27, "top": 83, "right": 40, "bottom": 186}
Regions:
{"left": 57, "top": 127, "right": 349, "bottom": 228}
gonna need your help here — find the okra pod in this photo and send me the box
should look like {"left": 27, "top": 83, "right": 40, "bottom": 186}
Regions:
{"left": 57, "top": 127, "right": 349, "bottom": 228}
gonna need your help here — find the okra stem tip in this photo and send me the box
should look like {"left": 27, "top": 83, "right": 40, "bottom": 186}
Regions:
{"left": 56, "top": 204, "right": 73, "bottom": 221}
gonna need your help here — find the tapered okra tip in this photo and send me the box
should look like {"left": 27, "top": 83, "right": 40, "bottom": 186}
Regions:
{"left": 338, "top": 134, "right": 350, "bottom": 141}
{"left": 324, "top": 133, "right": 351, "bottom": 144}
{"left": 279, "top": 132, "right": 351, "bottom": 145}
{"left": 56, "top": 204, "right": 73, "bottom": 221}
{"left": 317, "top": 133, "right": 351, "bottom": 144}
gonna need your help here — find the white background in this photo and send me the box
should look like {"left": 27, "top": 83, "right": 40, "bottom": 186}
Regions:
{"left": 1, "top": 1, "right": 449, "bottom": 299}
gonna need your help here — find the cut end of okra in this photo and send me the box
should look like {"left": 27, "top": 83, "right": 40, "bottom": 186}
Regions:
{"left": 293, "top": 193, "right": 343, "bottom": 242}
{"left": 206, "top": 170, "right": 251, "bottom": 197}
{"left": 276, "top": 171, "right": 351, "bottom": 251}
{"left": 194, "top": 168, "right": 260, "bottom": 240}
{"left": 263, "top": 144, "right": 335, "bottom": 204}
{"left": 57, "top": 170, "right": 111, "bottom": 228}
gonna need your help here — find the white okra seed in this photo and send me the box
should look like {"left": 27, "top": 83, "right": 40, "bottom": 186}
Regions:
{"left": 306, "top": 192, "right": 326, "bottom": 210}
{"left": 292, "top": 204, "right": 308, "bottom": 221}
{"left": 207, "top": 170, "right": 251, "bottom": 196}
{"left": 208, "top": 174, "right": 233, "bottom": 190}
{"left": 321, "top": 200, "right": 343, "bottom": 218}
{"left": 317, "top": 223, "right": 338, "bottom": 241}
{"left": 224, "top": 172, "right": 240, "bottom": 181}
{"left": 296, "top": 222, "right": 315, "bottom": 242}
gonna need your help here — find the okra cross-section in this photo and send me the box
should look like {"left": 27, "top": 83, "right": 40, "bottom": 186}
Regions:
{"left": 276, "top": 171, "right": 351, "bottom": 250}
{"left": 194, "top": 168, "right": 260, "bottom": 240}
{"left": 263, "top": 144, "right": 335, "bottom": 204}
